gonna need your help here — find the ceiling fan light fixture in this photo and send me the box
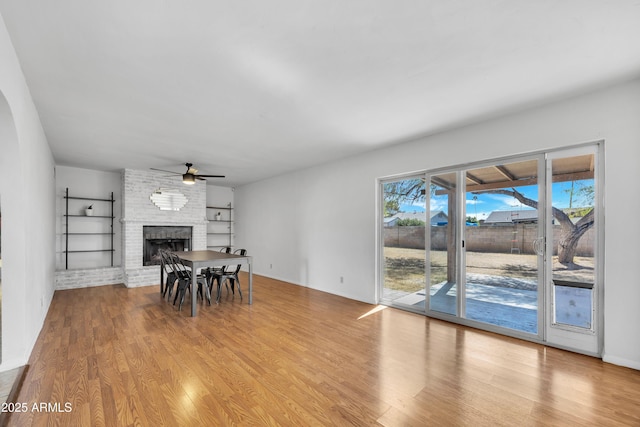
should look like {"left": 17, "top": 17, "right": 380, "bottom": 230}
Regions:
{"left": 151, "top": 163, "right": 224, "bottom": 183}
{"left": 182, "top": 174, "right": 196, "bottom": 185}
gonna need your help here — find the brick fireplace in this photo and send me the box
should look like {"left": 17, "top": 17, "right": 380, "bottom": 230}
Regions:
{"left": 121, "top": 169, "right": 207, "bottom": 287}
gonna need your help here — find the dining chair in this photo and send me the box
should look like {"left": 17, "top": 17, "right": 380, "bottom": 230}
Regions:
{"left": 166, "top": 251, "right": 211, "bottom": 310}
{"left": 160, "top": 249, "right": 184, "bottom": 300}
{"left": 211, "top": 248, "right": 246, "bottom": 303}
{"left": 203, "top": 246, "right": 232, "bottom": 292}
{"left": 159, "top": 249, "right": 169, "bottom": 295}
{"left": 212, "top": 246, "right": 231, "bottom": 273}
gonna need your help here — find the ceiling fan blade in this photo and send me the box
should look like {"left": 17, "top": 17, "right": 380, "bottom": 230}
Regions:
{"left": 195, "top": 176, "right": 207, "bottom": 181}
{"left": 197, "top": 174, "right": 225, "bottom": 178}
{"left": 150, "top": 168, "right": 181, "bottom": 175}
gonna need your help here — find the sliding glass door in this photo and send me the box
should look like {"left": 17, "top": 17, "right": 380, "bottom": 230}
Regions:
{"left": 462, "top": 158, "right": 543, "bottom": 335}
{"left": 380, "top": 176, "right": 426, "bottom": 310}
{"left": 427, "top": 172, "right": 458, "bottom": 316}
{"left": 545, "top": 146, "right": 601, "bottom": 354}
{"left": 380, "top": 143, "right": 602, "bottom": 355}
{"left": 424, "top": 158, "right": 544, "bottom": 336}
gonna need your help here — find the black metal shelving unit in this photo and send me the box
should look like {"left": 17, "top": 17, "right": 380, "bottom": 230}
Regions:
{"left": 63, "top": 187, "right": 115, "bottom": 269}
{"left": 206, "top": 203, "right": 233, "bottom": 249}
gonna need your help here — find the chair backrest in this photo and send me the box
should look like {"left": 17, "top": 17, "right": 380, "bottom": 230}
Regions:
{"left": 159, "top": 249, "right": 173, "bottom": 274}
{"left": 225, "top": 248, "right": 246, "bottom": 275}
{"left": 220, "top": 247, "right": 231, "bottom": 254}
{"left": 165, "top": 251, "right": 192, "bottom": 279}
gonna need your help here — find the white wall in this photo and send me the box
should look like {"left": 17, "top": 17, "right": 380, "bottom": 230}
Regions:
{"left": 55, "top": 166, "right": 122, "bottom": 270}
{"left": 206, "top": 185, "right": 235, "bottom": 250}
{"left": 0, "top": 15, "right": 55, "bottom": 371}
{"left": 206, "top": 185, "right": 234, "bottom": 209}
{"left": 235, "top": 78, "right": 640, "bottom": 370}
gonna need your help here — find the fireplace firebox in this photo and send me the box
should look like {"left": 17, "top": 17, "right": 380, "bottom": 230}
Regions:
{"left": 143, "top": 226, "right": 192, "bottom": 266}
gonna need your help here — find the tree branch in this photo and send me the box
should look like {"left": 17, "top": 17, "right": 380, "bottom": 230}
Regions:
{"left": 474, "top": 187, "right": 575, "bottom": 229}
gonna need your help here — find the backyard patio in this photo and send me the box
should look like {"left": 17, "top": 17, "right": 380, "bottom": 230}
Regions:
{"left": 383, "top": 247, "right": 594, "bottom": 333}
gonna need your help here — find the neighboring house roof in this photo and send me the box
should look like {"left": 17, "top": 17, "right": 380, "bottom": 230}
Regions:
{"left": 483, "top": 208, "right": 590, "bottom": 224}
{"left": 384, "top": 210, "right": 447, "bottom": 226}
{"left": 484, "top": 210, "right": 538, "bottom": 224}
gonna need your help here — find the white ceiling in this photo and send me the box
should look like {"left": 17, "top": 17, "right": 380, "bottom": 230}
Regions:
{"left": 1, "top": 1, "right": 640, "bottom": 187}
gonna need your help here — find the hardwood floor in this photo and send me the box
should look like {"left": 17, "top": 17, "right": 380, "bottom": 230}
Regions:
{"left": 6, "top": 274, "right": 640, "bottom": 426}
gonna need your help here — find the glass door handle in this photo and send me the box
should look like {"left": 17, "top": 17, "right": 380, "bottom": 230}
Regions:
{"left": 532, "top": 238, "right": 544, "bottom": 256}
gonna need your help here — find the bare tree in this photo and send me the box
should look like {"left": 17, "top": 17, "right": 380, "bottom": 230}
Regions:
{"left": 383, "top": 179, "right": 426, "bottom": 216}
{"left": 482, "top": 187, "right": 593, "bottom": 268}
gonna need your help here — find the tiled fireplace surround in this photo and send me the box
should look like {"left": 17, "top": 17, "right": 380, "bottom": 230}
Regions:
{"left": 55, "top": 169, "right": 208, "bottom": 290}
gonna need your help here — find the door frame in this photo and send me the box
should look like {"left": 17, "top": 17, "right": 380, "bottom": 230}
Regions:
{"left": 544, "top": 143, "right": 603, "bottom": 356}
{"left": 423, "top": 155, "right": 546, "bottom": 340}
{"left": 378, "top": 142, "right": 604, "bottom": 356}
{"left": 460, "top": 154, "right": 546, "bottom": 340}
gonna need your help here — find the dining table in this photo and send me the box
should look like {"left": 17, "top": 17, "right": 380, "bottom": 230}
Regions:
{"left": 170, "top": 250, "right": 253, "bottom": 316}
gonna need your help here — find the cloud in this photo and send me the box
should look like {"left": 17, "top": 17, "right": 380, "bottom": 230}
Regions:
{"left": 480, "top": 193, "right": 528, "bottom": 209}
{"left": 430, "top": 199, "right": 448, "bottom": 211}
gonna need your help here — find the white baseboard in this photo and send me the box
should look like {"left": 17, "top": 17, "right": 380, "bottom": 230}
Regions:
{"left": 602, "top": 353, "right": 640, "bottom": 371}
{"left": 0, "top": 358, "right": 27, "bottom": 373}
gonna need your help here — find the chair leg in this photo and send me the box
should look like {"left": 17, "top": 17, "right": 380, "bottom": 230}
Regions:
{"left": 164, "top": 279, "right": 173, "bottom": 300}
{"left": 162, "top": 273, "right": 174, "bottom": 299}
{"left": 175, "top": 279, "right": 188, "bottom": 309}
{"left": 167, "top": 279, "right": 176, "bottom": 299}
{"left": 204, "top": 268, "right": 214, "bottom": 303}
{"left": 213, "top": 276, "right": 242, "bottom": 302}
{"left": 216, "top": 277, "right": 230, "bottom": 304}
{"left": 173, "top": 280, "right": 180, "bottom": 305}
{"left": 235, "top": 277, "right": 242, "bottom": 300}
{"left": 177, "top": 287, "right": 184, "bottom": 311}
{"left": 216, "top": 277, "right": 223, "bottom": 304}
{"left": 178, "top": 291, "right": 186, "bottom": 311}
{"left": 202, "top": 279, "right": 212, "bottom": 305}
{"left": 206, "top": 285, "right": 212, "bottom": 305}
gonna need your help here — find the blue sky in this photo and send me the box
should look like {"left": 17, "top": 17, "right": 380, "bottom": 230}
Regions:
{"left": 400, "top": 180, "right": 594, "bottom": 219}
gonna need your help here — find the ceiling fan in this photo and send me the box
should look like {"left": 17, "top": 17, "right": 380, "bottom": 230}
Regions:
{"left": 151, "top": 163, "right": 225, "bottom": 185}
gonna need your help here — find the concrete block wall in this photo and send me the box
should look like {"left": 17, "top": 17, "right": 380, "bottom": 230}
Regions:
{"left": 466, "top": 225, "right": 538, "bottom": 254}
{"left": 384, "top": 224, "right": 595, "bottom": 256}
{"left": 384, "top": 226, "right": 426, "bottom": 249}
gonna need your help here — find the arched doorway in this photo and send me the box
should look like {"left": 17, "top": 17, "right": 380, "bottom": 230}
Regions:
{"left": 0, "top": 90, "right": 21, "bottom": 366}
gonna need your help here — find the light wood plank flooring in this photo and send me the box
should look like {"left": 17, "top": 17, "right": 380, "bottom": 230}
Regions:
{"left": 6, "top": 274, "right": 640, "bottom": 426}
{"left": 0, "top": 367, "right": 22, "bottom": 404}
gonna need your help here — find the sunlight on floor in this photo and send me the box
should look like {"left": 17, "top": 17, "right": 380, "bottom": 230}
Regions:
{"left": 358, "top": 305, "right": 387, "bottom": 320}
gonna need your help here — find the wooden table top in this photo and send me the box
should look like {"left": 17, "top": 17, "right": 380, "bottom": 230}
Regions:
{"left": 172, "top": 250, "right": 251, "bottom": 263}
